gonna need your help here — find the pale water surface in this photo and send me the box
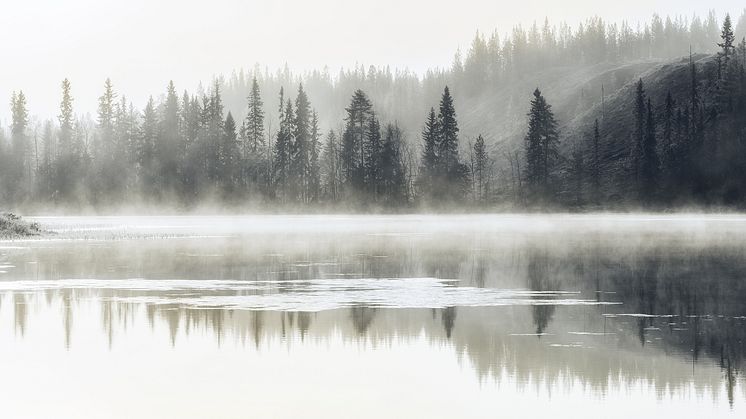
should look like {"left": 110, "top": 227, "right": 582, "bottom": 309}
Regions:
{"left": 0, "top": 215, "right": 745, "bottom": 418}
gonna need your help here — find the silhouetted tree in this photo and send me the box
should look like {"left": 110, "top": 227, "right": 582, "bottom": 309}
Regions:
{"left": 590, "top": 119, "right": 600, "bottom": 204}
{"left": 341, "top": 90, "right": 373, "bottom": 195}
{"left": 524, "top": 88, "right": 559, "bottom": 202}
{"left": 418, "top": 107, "right": 439, "bottom": 200}
{"left": 640, "top": 98, "right": 660, "bottom": 203}
{"left": 321, "top": 130, "right": 339, "bottom": 201}
{"left": 242, "top": 77, "right": 265, "bottom": 154}
{"left": 472, "top": 134, "right": 488, "bottom": 202}
{"left": 273, "top": 90, "right": 293, "bottom": 201}
{"left": 380, "top": 123, "right": 407, "bottom": 205}
{"left": 219, "top": 112, "right": 240, "bottom": 193}
{"left": 9, "top": 91, "right": 29, "bottom": 202}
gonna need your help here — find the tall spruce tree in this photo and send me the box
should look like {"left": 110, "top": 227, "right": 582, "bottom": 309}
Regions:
{"left": 114, "top": 95, "right": 136, "bottom": 198}
{"left": 524, "top": 88, "right": 559, "bottom": 201}
{"left": 631, "top": 79, "right": 646, "bottom": 197}
{"left": 309, "top": 110, "right": 321, "bottom": 202}
{"left": 341, "top": 90, "right": 373, "bottom": 192}
{"left": 92, "top": 78, "right": 123, "bottom": 203}
{"left": 10, "top": 91, "right": 29, "bottom": 202}
{"left": 58, "top": 79, "right": 75, "bottom": 156}
{"left": 568, "top": 140, "right": 584, "bottom": 206}
{"left": 660, "top": 92, "right": 677, "bottom": 189}
{"left": 364, "top": 112, "right": 383, "bottom": 198}
{"left": 472, "top": 134, "right": 488, "bottom": 202}
{"left": 419, "top": 107, "right": 439, "bottom": 199}
{"left": 429, "top": 86, "right": 468, "bottom": 201}
{"left": 717, "top": 15, "right": 739, "bottom": 112}
{"left": 96, "top": 79, "right": 116, "bottom": 160}
{"left": 273, "top": 91, "right": 293, "bottom": 201}
{"left": 292, "top": 84, "right": 312, "bottom": 202}
{"left": 437, "top": 86, "right": 459, "bottom": 174}
{"left": 220, "top": 112, "right": 240, "bottom": 193}
{"left": 321, "top": 130, "right": 339, "bottom": 201}
{"left": 241, "top": 77, "right": 266, "bottom": 191}
{"left": 139, "top": 97, "right": 159, "bottom": 197}
{"left": 37, "top": 120, "right": 55, "bottom": 200}
{"left": 205, "top": 81, "right": 225, "bottom": 187}
{"left": 640, "top": 98, "right": 660, "bottom": 203}
{"left": 380, "top": 123, "right": 407, "bottom": 205}
{"left": 590, "top": 119, "right": 600, "bottom": 204}
{"left": 718, "top": 14, "right": 736, "bottom": 75}
{"left": 157, "top": 81, "right": 181, "bottom": 196}
{"left": 55, "top": 78, "right": 78, "bottom": 201}
{"left": 242, "top": 77, "right": 265, "bottom": 154}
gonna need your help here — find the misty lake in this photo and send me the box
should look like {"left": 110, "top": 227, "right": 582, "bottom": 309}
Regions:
{"left": 0, "top": 214, "right": 744, "bottom": 418}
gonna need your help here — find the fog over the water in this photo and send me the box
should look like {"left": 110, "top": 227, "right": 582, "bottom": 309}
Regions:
{"left": 2, "top": 214, "right": 745, "bottom": 417}
{"left": 1, "top": 0, "right": 743, "bottom": 120}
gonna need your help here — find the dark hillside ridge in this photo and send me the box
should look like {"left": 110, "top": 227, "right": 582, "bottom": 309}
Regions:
{"left": 561, "top": 56, "right": 711, "bottom": 200}
{"left": 554, "top": 52, "right": 745, "bottom": 207}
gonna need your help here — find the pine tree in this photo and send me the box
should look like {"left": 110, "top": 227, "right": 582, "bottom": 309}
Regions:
{"left": 640, "top": 98, "right": 659, "bottom": 203}
{"left": 341, "top": 90, "right": 373, "bottom": 191}
{"left": 220, "top": 112, "right": 240, "bottom": 192}
{"left": 9, "top": 91, "right": 29, "bottom": 201}
{"left": 291, "top": 84, "right": 312, "bottom": 202}
{"left": 242, "top": 77, "right": 265, "bottom": 154}
{"left": 380, "top": 124, "right": 407, "bottom": 205}
{"left": 181, "top": 94, "right": 204, "bottom": 199}
{"left": 437, "top": 86, "right": 459, "bottom": 173}
{"left": 431, "top": 86, "right": 468, "bottom": 201}
{"left": 87, "top": 79, "right": 116, "bottom": 203}
{"left": 568, "top": 140, "right": 584, "bottom": 207}
{"left": 113, "top": 95, "right": 136, "bottom": 198}
{"left": 590, "top": 119, "right": 601, "bottom": 204}
{"left": 718, "top": 14, "right": 736, "bottom": 76}
{"left": 717, "top": 15, "right": 740, "bottom": 112}
{"left": 524, "top": 88, "right": 559, "bottom": 201}
{"left": 364, "top": 112, "right": 382, "bottom": 198}
{"left": 37, "top": 120, "right": 55, "bottom": 199}
{"left": 58, "top": 79, "right": 75, "bottom": 156}
{"left": 208, "top": 82, "right": 225, "bottom": 186}
{"left": 139, "top": 97, "right": 158, "bottom": 197}
{"left": 419, "top": 107, "right": 439, "bottom": 199}
{"left": 630, "top": 79, "right": 646, "bottom": 198}
{"left": 273, "top": 91, "right": 293, "bottom": 201}
{"left": 96, "top": 79, "right": 116, "bottom": 159}
{"left": 156, "top": 81, "right": 181, "bottom": 196}
{"left": 321, "top": 130, "right": 339, "bottom": 201}
{"left": 240, "top": 77, "right": 266, "bottom": 191}
{"left": 472, "top": 134, "right": 488, "bottom": 202}
{"left": 660, "top": 92, "right": 677, "bottom": 186}
{"left": 309, "top": 110, "right": 321, "bottom": 202}
{"left": 55, "top": 78, "right": 78, "bottom": 201}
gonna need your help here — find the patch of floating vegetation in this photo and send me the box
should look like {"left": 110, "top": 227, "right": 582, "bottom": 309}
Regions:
{"left": 0, "top": 213, "right": 45, "bottom": 238}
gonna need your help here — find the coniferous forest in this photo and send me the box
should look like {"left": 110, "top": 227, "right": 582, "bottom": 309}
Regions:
{"left": 1, "top": 12, "right": 746, "bottom": 211}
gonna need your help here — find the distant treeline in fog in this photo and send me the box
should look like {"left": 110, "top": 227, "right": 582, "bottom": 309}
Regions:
{"left": 1, "top": 12, "right": 746, "bottom": 210}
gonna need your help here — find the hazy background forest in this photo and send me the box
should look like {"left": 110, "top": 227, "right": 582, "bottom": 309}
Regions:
{"left": 1, "top": 10, "right": 746, "bottom": 211}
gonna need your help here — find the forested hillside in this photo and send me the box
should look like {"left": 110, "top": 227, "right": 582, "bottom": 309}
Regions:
{"left": 0, "top": 11, "right": 745, "bottom": 210}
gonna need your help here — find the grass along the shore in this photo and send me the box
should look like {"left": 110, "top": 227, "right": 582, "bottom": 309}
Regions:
{"left": 0, "top": 213, "right": 43, "bottom": 238}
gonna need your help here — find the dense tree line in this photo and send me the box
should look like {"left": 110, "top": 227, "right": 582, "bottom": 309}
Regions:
{"left": 0, "top": 75, "right": 489, "bottom": 208}
{"left": 526, "top": 15, "right": 746, "bottom": 208}
{"left": 216, "top": 11, "right": 745, "bottom": 135}
{"left": 1, "top": 12, "right": 746, "bottom": 210}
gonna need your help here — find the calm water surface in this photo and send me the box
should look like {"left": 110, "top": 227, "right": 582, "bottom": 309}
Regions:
{"left": 0, "top": 215, "right": 745, "bottom": 418}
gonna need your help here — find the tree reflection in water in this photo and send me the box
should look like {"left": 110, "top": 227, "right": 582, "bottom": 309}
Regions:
{"left": 0, "top": 221, "right": 745, "bottom": 405}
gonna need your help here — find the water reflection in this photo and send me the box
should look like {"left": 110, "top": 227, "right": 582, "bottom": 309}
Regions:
{"left": 1, "top": 216, "right": 745, "bottom": 414}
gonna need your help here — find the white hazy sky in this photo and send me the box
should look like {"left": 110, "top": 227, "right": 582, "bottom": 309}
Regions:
{"left": 1, "top": 0, "right": 744, "bottom": 121}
